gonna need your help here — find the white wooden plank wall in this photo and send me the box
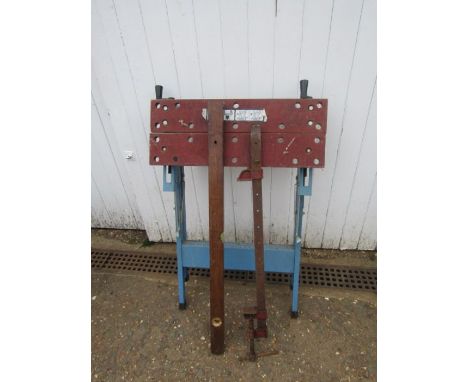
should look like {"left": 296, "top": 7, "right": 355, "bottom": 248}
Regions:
{"left": 91, "top": 0, "right": 377, "bottom": 250}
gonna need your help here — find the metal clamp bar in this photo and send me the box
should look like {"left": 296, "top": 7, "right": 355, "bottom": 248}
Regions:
{"left": 250, "top": 124, "right": 268, "bottom": 337}
{"left": 297, "top": 168, "right": 313, "bottom": 196}
{"left": 162, "top": 165, "right": 174, "bottom": 192}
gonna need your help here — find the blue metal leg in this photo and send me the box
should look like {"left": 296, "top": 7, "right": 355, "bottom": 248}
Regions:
{"left": 176, "top": 240, "right": 186, "bottom": 309}
{"left": 173, "top": 166, "right": 187, "bottom": 309}
{"left": 291, "top": 168, "right": 313, "bottom": 318}
{"left": 291, "top": 239, "right": 301, "bottom": 318}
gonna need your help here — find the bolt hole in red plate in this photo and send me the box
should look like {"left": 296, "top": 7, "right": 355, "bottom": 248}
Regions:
{"left": 149, "top": 99, "right": 327, "bottom": 168}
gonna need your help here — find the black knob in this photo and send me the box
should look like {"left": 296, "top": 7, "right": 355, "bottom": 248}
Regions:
{"left": 155, "top": 85, "right": 163, "bottom": 99}
{"left": 300, "top": 79, "right": 312, "bottom": 99}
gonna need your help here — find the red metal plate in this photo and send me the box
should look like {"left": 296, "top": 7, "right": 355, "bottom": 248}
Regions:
{"left": 150, "top": 99, "right": 328, "bottom": 134}
{"left": 150, "top": 132, "right": 325, "bottom": 168}
{"left": 149, "top": 98, "right": 327, "bottom": 168}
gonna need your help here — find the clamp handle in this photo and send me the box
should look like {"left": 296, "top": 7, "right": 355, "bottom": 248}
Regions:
{"left": 155, "top": 85, "right": 163, "bottom": 99}
{"left": 300, "top": 79, "right": 312, "bottom": 99}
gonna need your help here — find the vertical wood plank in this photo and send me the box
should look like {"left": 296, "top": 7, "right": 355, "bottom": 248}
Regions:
{"left": 219, "top": 0, "right": 252, "bottom": 243}
{"left": 192, "top": 0, "right": 225, "bottom": 97}
{"left": 140, "top": 0, "right": 204, "bottom": 241}
{"left": 138, "top": 0, "right": 180, "bottom": 97}
{"left": 303, "top": 0, "right": 364, "bottom": 248}
{"left": 247, "top": 0, "right": 276, "bottom": 97}
{"left": 299, "top": 0, "right": 334, "bottom": 247}
{"left": 340, "top": 87, "right": 377, "bottom": 249}
{"left": 92, "top": 0, "right": 167, "bottom": 240}
{"left": 270, "top": 0, "right": 305, "bottom": 245}
{"left": 357, "top": 180, "right": 377, "bottom": 250}
{"left": 92, "top": 102, "right": 142, "bottom": 228}
{"left": 219, "top": 0, "right": 250, "bottom": 98}
{"left": 165, "top": 0, "right": 204, "bottom": 97}
{"left": 165, "top": 0, "right": 207, "bottom": 241}
{"left": 192, "top": 0, "right": 236, "bottom": 242}
{"left": 92, "top": 92, "right": 144, "bottom": 230}
{"left": 322, "top": 0, "right": 376, "bottom": 248}
{"left": 247, "top": 0, "right": 276, "bottom": 243}
{"left": 91, "top": 176, "right": 111, "bottom": 227}
{"left": 300, "top": 0, "right": 334, "bottom": 247}
{"left": 110, "top": 0, "right": 177, "bottom": 240}
{"left": 298, "top": 0, "right": 333, "bottom": 243}
{"left": 298, "top": 0, "right": 334, "bottom": 96}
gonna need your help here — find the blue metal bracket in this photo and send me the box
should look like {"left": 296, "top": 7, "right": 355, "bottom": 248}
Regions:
{"left": 298, "top": 167, "right": 313, "bottom": 196}
{"left": 162, "top": 165, "right": 174, "bottom": 192}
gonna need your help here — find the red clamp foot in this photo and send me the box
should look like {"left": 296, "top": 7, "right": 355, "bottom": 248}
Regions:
{"left": 238, "top": 168, "right": 263, "bottom": 181}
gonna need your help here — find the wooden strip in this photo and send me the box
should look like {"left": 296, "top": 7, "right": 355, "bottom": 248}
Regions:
{"left": 208, "top": 100, "right": 225, "bottom": 354}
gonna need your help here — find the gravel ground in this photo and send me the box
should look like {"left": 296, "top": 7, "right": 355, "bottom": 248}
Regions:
{"left": 92, "top": 269, "right": 376, "bottom": 381}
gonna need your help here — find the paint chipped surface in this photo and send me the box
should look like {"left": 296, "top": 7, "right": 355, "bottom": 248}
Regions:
{"left": 178, "top": 119, "right": 189, "bottom": 128}
{"left": 283, "top": 137, "right": 296, "bottom": 154}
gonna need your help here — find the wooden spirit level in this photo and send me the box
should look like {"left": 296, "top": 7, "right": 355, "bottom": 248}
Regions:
{"left": 149, "top": 80, "right": 328, "bottom": 357}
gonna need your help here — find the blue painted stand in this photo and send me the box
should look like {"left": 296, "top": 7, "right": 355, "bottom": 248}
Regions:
{"left": 163, "top": 165, "right": 313, "bottom": 315}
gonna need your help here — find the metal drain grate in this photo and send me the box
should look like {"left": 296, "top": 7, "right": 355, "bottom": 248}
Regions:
{"left": 91, "top": 250, "right": 376, "bottom": 292}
